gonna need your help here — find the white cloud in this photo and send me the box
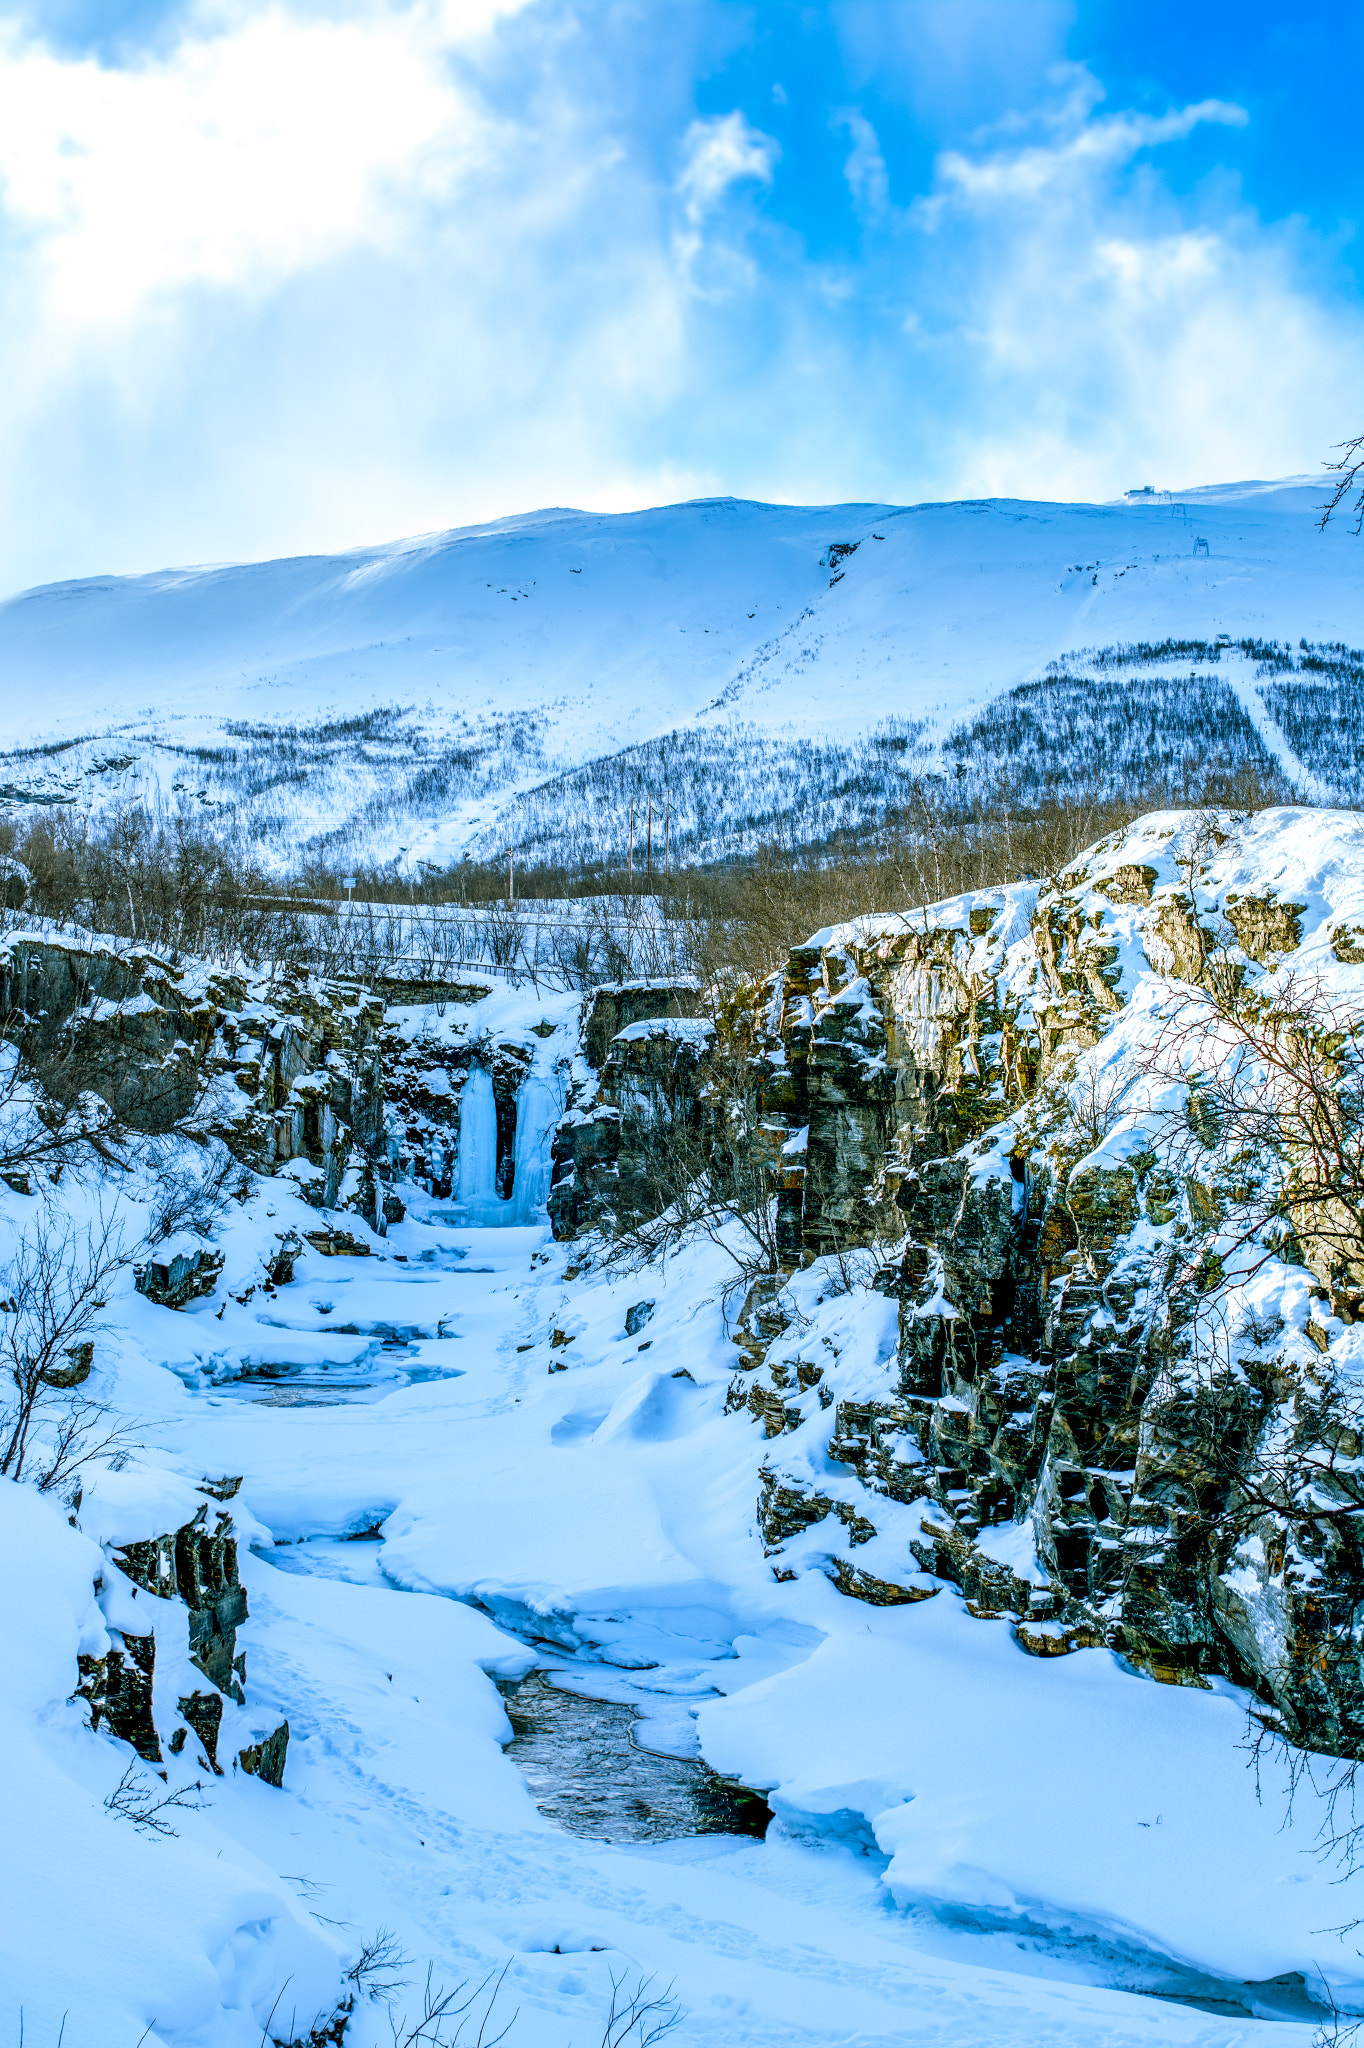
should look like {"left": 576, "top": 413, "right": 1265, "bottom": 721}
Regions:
{"left": 910, "top": 76, "right": 1362, "bottom": 501}
{"left": 835, "top": 109, "right": 889, "bottom": 221}
{"left": 0, "top": 11, "right": 1356, "bottom": 594}
{"left": 936, "top": 93, "right": 1247, "bottom": 206}
{"left": 0, "top": 1, "right": 527, "bottom": 324}
{"left": 676, "top": 109, "right": 777, "bottom": 223}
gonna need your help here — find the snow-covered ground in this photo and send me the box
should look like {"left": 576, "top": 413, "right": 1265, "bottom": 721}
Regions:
{"left": 4, "top": 941, "right": 1364, "bottom": 2048}
{"left": 1, "top": 479, "right": 1360, "bottom": 869}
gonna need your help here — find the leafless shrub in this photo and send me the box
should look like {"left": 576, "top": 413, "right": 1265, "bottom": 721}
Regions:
{"left": 598, "top": 1972, "right": 682, "bottom": 2048}
{"left": 103, "top": 1761, "right": 202, "bottom": 1836}
{"left": 12, "top": 802, "right": 270, "bottom": 964}
{"left": 1140, "top": 971, "right": 1364, "bottom": 1301}
{"left": 477, "top": 904, "right": 529, "bottom": 974}
{"left": 1131, "top": 969, "right": 1364, "bottom": 1773}
{"left": 547, "top": 920, "right": 598, "bottom": 990}
{"left": 0, "top": 1213, "right": 131, "bottom": 1488}
{"left": 1068, "top": 1061, "right": 1132, "bottom": 1156}
{"left": 820, "top": 1239, "right": 895, "bottom": 1299}
{"left": 600, "top": 1035, "right": 782, "bottom": 1286}
{"left": 388, "top": 1963, "right": 515, "bottom": 2048}
{"left": 145, "top": 1138, "right": 245, "bottom": 1243}
{"left": 346, "top": 1929, "right": 412, "bottom": 2004}
{"left": 1312, "top": 1973, "right": 1364, "bottom": 2048}
{"left": 1321, "top": 431, "right": 1364, "bottom": 537}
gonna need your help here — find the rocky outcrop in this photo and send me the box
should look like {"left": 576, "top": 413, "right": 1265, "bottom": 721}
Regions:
{"left": 78, "top": 1631, "right": 160, "bottom": 1762}
{"left": 205, "top": 964, "right": 385, "bottom": 1205}
{"left": 177, "top": 1689, "right": 225, "bottom": 1770}
{"left": 238, "top": 1720, "right": 289, "bottom": 1788}
{"left": 548, "top": 981, "right": 708, "bottom": 1239}
{"left": 134, "top": 1241, "right": 225, "bottom": 1309}
{"left": 116, "top": 1499, "right": 249, "bottom": 1697}
{"left": 731, "top": 812, "right": 1364, "bottom": 1762}
{"left": 77, "top": 1498, "right": 254, "bottom": 1768}
{"left": 0, "top": 932, "right": 386, "bottom": 1204}
{"left": 81, "top": 1492, "right": 296, "bottom": 1782}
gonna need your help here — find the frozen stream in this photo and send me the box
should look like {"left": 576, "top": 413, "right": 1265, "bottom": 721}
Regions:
{"left": 265, "top": 1533, "right": 771, "bottom": 1845}
{"left": 134, "top": 1181, "right": 1340, "bottom": 2045}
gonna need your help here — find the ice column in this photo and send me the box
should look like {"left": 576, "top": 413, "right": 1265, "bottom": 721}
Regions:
{"left": 456, "top": 1066, "right": 499, "bottom": 1209}
{"left": 509, "top": 1069, "right": 566, "bottom": 1224}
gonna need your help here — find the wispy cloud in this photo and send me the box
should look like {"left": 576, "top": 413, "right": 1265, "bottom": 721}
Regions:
{"left": 905, "top": 71, "right": 1360, "bottom": 499}
{"left": 677, "top": 110, "right": 778, "bottom": 223}
{"left": 0, "top": 4, "right": 1357, "bottom": 591}
{"left": 834, "top": 110, "right": 889, "bottom": 222}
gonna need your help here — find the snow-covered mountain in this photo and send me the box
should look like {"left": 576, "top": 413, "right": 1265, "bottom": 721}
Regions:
{"left": 1, "top": 479, "right": 1359, "bottom": 871}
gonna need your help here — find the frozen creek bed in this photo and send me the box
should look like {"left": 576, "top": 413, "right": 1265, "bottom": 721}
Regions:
{"left": 29, "top": 1171, "right": 1364, "bottom": 2048}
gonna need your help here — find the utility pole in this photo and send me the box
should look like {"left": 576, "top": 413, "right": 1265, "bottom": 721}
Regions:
{"left": 646, "top": 796, "right": 653, "bottom": 886}
{"left": 628, "top": 799, "right": 634, "bottom": 889}
{"left": 664, "top": 794, "right": 670, "bottom": 879}
{"left": 507, "top": 848, "right": 514, "bottom": 903}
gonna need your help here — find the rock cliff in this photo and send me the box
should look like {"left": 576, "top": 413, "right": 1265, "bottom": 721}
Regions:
{"left": 0, "top": 930, "right": 386, "bottom": 1207}
{"left": 728, "top": 811, "right": 1364, "bottom": 1761}
{"left": 547, "top": 981, "right": 706, "bottom": 1238}
{"left": 80, "top": 1488, "right": 288, "bottom": 1782}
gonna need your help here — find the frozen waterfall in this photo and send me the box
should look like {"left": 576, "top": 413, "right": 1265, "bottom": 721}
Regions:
{"left": 509, "top": 1068, "right": 566, "bottom": 1224}
{"left": 456, "top": 1066, "right": 499, "bottom": 1211}
{"left": 455, "top": 1061, "right": 563, "bottom": 1224}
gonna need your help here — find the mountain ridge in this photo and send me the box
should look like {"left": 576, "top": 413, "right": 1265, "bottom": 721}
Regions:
{"left": 0, "top": 478, "right": 1360, "bottom": 871}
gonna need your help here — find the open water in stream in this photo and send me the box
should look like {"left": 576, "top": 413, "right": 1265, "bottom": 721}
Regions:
{"left": 503, "top": 1671, "right": 772, "bottom": 1843}
{"left": 189, "top": 1182, "right": 1335, "bottom": 2035}
{"left": 264, "top": 1536, "right": 772, "bottom": 1844}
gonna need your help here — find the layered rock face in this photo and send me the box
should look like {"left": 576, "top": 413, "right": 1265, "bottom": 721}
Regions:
{"left": 0, "top": 931, "right": 385, "bottom": 1205}
{"left": 80, "top": 1491, "right": 287, "bottom": 1781}
{"left": 548, "top": 982, "right": 707, "bottom": 1238}
{"left": 729, "top": 811, "right": 1364, "bottom": 1761}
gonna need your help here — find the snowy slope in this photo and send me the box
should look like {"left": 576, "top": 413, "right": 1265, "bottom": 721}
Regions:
{"left": 12, "top": 804, "right": 1364, "bottom": 2041}
{"left": 0, "top": 479, "right": 1360, "bottom": 868}
{"left": 0, "top": 1072, "right": 1345, "bottom": 2046}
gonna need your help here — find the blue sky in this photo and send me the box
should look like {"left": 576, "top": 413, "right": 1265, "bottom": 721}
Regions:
{"left": 0, "top": 0, "right": 1359, "bottom": 591}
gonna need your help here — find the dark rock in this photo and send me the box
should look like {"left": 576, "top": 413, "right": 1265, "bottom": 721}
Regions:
{"left": 372, "top": 975, "right": 492, "bottom": 1007}
{"left": 134, "top": 1243, "right": 224, "bottom": 1309}
{"left": 0, "top": 934, "right": 385, "bottom": 1201}
{"left": 177, "top": 1513, "right": 249, "bottom": 1698}
{"left": 77, "top": 1631, "right": 160, "bottom": 1761}
{"left": 116, "top": 1501, "right": 249, "bottom": 1704}
{"left": 238, "top": 1720, "right": 289, "bottom": 1788}
{"left": 758, "top": 1466, "right": 832, "bottom": 1549}
{"left": 579, "top": 980, "right": 701, "bottom": 1071}
{"left": 302, "top": 1227, "right": 372, "bottom": 1258}
{"left": 549, "top": 1006, "right": 714, "bottom": 1239}
{"left": 625, "top": 1301, "right": 655, "bottom": 1336}
{"left": 264, "top": 1230, "right": 303, "bottom": 1285}
{"left": 829, "top": 1560, "right": 936, "bottom": 1606}
{"left": 39, "top": 1340, "right": 93, "bottom": 1388}
{"left": 1224, "top": 894, "right": 1306, "bottom": 962}
{"left": 178, "top": 1689, "right": 224, "bottom": 1771}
